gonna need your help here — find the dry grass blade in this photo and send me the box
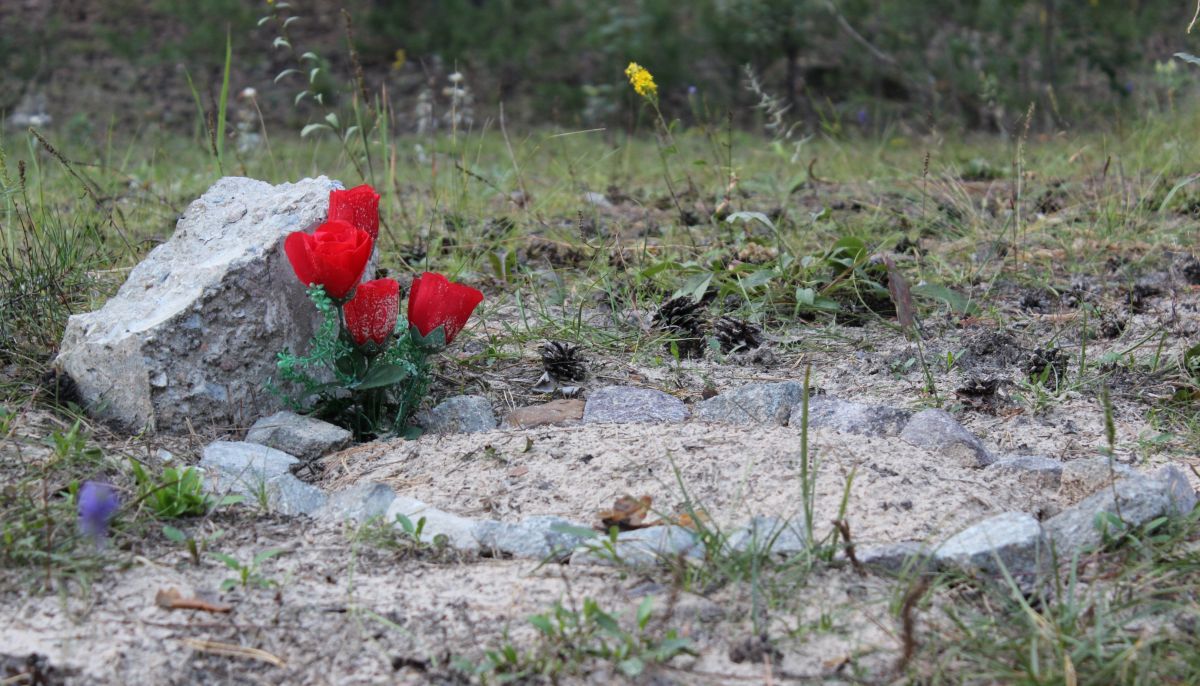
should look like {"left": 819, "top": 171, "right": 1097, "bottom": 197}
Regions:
{"left": 180, "top": 639, "right": 285, "bottom": 667}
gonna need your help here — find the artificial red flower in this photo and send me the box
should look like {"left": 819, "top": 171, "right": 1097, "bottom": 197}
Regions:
{"left": 328, "top": 184, "right": 381, "bottom": 241}
{"left": 344, "top": 278, "right": 400, "bottom": 347}
{"left": 284, "top": 220, "right": 373, "bottom": 300}
{"left": 407, "top": 272, "right": 483, "bottom": 344}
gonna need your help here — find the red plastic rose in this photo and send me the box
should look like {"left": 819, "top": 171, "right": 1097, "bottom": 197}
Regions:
{"left": 284, "top": 220, "right": 373, "bottom": 300}
{"left": 344, "top": 278, "right": 400, "bottom": 347}
{"left": 406, "top": 272, "right": 483, "bottom": 344}
{"left": 329, "top": 184, "right": 381, "bottom": 242}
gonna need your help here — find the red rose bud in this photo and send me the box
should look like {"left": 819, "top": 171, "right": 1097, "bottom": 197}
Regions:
{"left": 284, "top": 220, "right": 373, "bottom": 300}
{"left": 407, "top": 272, "right": 483, "bottom": 345}
{"left": 344, "top": 278, "right": 400, "bottom": 347}
{"left": 329, "top": 184, "right": 381, "bottom": 241}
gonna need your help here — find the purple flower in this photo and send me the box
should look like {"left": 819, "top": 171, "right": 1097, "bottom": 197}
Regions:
{"left": 687, "top": 85, "right": 697, "bottom": 96}
{"left": 78, "top": 481, "right": 119, "bottom": 546}
{"left": 856, "top": 108, "right": 868, "bottom": 126}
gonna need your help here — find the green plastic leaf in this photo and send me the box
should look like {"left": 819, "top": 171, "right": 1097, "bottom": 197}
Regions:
{"left": 324, "top": 112, "right": 339, "bottom": 129}
{"left": 283, "top": 16, "right": 300, "bottom": 27}
{"left": 300, "top": 51, "right": 320, "bottom": 63}
{"left": 355, "top": 363, "right": 412, "bottom": 391}
{"left": 294, "top": 90, "right": 309, "bottom": 106}
{"left": 272, "top": 37, "right": 291, "bottom": 50}
{"left": 1174, "top": 51, "right": 1200, "bottom": 67}
{"left": 257, "top": 16, "right": 271, "bottom": 27}
{"left": 409, "top": 324, "right": 447, "bottom": 352}
{"left": 274, "top": 68, "right": 300, "bottom": 84}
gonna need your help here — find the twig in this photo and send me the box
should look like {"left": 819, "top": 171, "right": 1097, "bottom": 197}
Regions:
{"left": 896, "top": 577, "right": 930, "bottom": 673}
{"left": 833, "top": 519, "right": 864, "bottom": 576}
{"left": 180, "top": 638, "right": 285, "bottom": 667}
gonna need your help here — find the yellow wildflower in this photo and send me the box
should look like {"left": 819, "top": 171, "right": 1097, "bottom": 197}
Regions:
{"left": 392, "top": 48, "right": 407, "bottom": 71}
{"left": 625, "top": 62, "right": 657, "bottom": 100}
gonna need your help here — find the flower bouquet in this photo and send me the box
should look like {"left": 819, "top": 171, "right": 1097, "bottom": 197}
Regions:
{"left": 271, "top": 184, "right": 482, "bottom": 438}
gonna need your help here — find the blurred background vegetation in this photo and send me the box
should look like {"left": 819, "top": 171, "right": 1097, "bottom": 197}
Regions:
{"left": 2, "top": 0, "right": 1199, "bottom": 139}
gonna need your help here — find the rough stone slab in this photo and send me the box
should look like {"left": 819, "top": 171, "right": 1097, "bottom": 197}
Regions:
{"left": 475, "top": 515, "right": 591, "bottom": 561}
{"left": 725, "top": 516, "right": 807, "bottom": 556}
{"left": 58, "top": 176, "right": 340, "bottom": 432}
{"left": 198, "top": 441, "right": 326, "bottom": 516}
{"left": 899, "top": 409, "right": 994, "bottom": 468}
{"left": 934, "top": 511, "right": 1049, "bottom": 590}
{"left": 1057, "top": 457, "right": 1138, "bottom": 504}
{"left": 794, "top": 396, "right": 911, "bottom": 437}
{"left": 986, "top": 456, "right": 1064, "bottom": 490}
{"left": 416, "top": 395, "right": 497, "bottom": 434}
{"left": 570, "top": 526, "right": 701, "bottom": 567}
{"left": 1046, "top": 475, "right": 1191, "bottom": 556}
{"left": 582, "top": 387, "right": 688, "bottom": 424}
{"left": 316, "top": 482, "right": 396, "bottom": 523}
{"left": 245, "top": 410, "right": 352, "bottom": 462}
{"left": 385, "top": 496, "right": 484, "bottom": 551}
{"left": 694, "top": 382, "right": 804, "bottom": 426}
{"left": 502, "top": 399, "right": 586, "bottom": 429}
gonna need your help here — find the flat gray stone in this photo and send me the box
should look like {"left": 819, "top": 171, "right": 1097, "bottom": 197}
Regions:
{"left": 245, "top": 410, "right": 352, "bottom": 462}
{"left": 725, "top": 516, "right": 807, "bottom": 556}
{"left": 986, "top": 456, "right": 1064, "bottom": 490}
{"left": 316, "top": 482, "right": 396, "bottom": 523}
{"left": 1058, "top": 457, "right": 1138, "bottom": 504}
{"left": 900, "top": 409, "right": 994, "bottom": 468}
{"left": 199, "top": 441, "right": 326, "bottom": 516}
{"left": 934, "top": 512, "right": 1049, "bottom": 590}
{"left": 1046, "top": 474, "right": 1194, "bottom": 557}
{"left": 582, "top": 386, "right": 688, "bottom": 424}
{"left": 58, "top": 176, "right": 340, "bottom": 432}
{"left": 416, "top": 395, "right": 497, "bottom": 434}
{"left": 570, "top": 526, "right": 701, "bottom": 567}
{"left": 475, "top": 515, "right": 592, "bottom": 561}
{"left": 694, "top": 382, "right": 804, "bottom": 426}
{"left": 385, "top": 496, "right": 483, "bottom": 552}
{"left": 794, "top": 396, "right": 911, "bottom": 436}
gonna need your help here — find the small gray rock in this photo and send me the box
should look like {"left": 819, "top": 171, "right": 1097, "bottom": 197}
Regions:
{"left": 245, "top": 410, "right": 352, "bottom": 462}
{"left": 694, "top": 381, "right": 804, "bottom": 426}
{"left": 385, "top": 496, "right": 483, "bottom": 552}
{"left": 1058, "top": 457, "right": 1138, "bottom": 504}
{"left": 582, "top": 191, "right": 612, "bottom": 208}
{"left": 416, "top": 395, "right": 497, "bottom": 434}
{"left": 582, "top": 386, "right": 689, "bottom": 424}
{"left": 199, "top": 441, "right": 326, "bottom": 516}
{"left": 570, "top": 526, "right": 701, "bottom": 567}
{"left": 725, "top": 516, "right": 807, "bottom": 556}
{"left": 934, "top": 512, "right": 1049, "bottom": 590}
{"left": 1154, "top": 464, "right": 1198, "bottom": 514}
{"left": 475, "top": 515, "right": 592, "bottom": 561}
{"left": 795, "top": 396, "right": 911, "bottom": 437}
{"left": 900, "top": 409, "right": 994, "bottom": 467}
{"left": 317, "top": 482, "right": 396, "bottom": 523}
{"left": 854, "top": 541, "right": 931, "bottom": 575}
{"left": 1046, "top": 474, "right": 1193, "bottom": 557}
{"left": 986, "top": 456, "right": 1064, "bottom": 490}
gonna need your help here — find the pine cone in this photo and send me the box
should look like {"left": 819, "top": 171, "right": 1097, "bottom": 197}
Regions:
{"left": 713, "top": 316, "right": 763, "bottom": 353}
{"left": 652, "top": 296, "right": 705, "bottom": 358}
{"left": 540, "top": 341, "right": 587, "bottom": 381}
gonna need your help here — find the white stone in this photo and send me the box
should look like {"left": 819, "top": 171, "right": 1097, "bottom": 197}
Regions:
{"left": 58, "top": 176, "right": 341, "bottom": 432}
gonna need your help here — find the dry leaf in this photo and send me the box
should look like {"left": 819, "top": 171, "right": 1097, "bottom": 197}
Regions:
{"left": 597, "top": 495, "right": 653, "bottom": 531}
{"left": 507, "top": 465, "right": 528, "bottom": 478}
{"left": 880, "top": 254, "right": 915, "bottom": 332}
{"left": 155, "top": 588, "right": 232, "bottom": 614}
